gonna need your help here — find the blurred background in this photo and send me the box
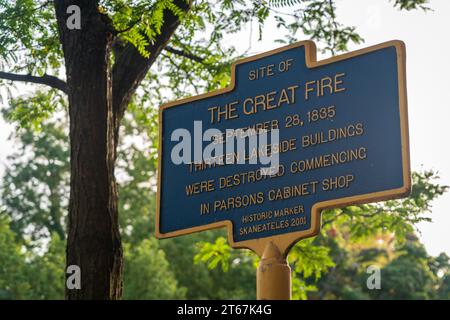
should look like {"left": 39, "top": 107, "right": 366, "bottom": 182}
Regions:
{"left": 0, "top": 0, "right": 449, "bottom": 299}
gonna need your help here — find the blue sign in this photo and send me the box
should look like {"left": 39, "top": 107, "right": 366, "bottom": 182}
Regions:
{"left": 156, "top": 40, "right": 410, "bottom": 251}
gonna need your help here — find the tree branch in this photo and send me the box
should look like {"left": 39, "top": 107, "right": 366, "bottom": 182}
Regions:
{"left": 164, "top": 45, "right": 205, "bottom": 64}
{"left": 0, "top": 71, "right": 68, "bottom": 94}
{"left": 111, "top": 0, "right": 191, "bottom": 132}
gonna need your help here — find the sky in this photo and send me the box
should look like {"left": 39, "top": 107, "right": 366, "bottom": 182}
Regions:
{"left": 1, "top": 0, "right": 449, "bottom": 256}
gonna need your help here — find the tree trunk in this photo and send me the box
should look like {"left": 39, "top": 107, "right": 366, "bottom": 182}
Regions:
{"left": 55, "top": 2, "right": 122, "bottom": 299}
{"left": 53, "top": 0, "right": 190, "bottom": 299}
{"left": 65, "top": 23, "right": 122, "bottom": 300}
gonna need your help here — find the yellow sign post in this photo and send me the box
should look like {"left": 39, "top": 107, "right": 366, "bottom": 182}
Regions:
{"left": 257, "top": 242, "right": 291, "bottom": 300}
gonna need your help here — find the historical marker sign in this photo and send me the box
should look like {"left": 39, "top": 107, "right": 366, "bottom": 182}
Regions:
{"left": 156, "top": 40, "right": 410, "bottom": 255}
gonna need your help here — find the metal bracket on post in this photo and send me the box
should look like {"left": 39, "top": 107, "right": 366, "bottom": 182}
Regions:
{"left": 256, "top": 241, "right": 291, "bottom": 300}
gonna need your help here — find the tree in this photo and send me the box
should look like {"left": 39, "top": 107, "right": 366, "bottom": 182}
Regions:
{"left": 370, "top": 235, "right": 435, "bottom": 300}
{"left": 123, "top": 238, "right": 186, "bottom": 299}
{"left": 1, "top": 106, "right": 69, "bottom": 245}
{"left": 194, "top": 171, "right": 448, "bottom": 299}
{"left": 0, "top": 0, "right": 433, "bottom": 299}
{"left": 0, "top": 216, "right": 66, "bottom": 300}
{"left": 0, "top": 112, "right": 188, "bottom": 299}
{"left": 25, "top": 233, "right": 66, "bottom": 299}
{"left": 2, "top": 0, "right": 190, "bottom": 299}
{"left": 0, "top": 217, "right": 29, "bottom": 299}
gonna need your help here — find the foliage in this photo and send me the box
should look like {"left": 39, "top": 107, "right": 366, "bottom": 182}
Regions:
{"left": 0, "top": 0, "right": 61, "bottom": 75}
{"left": 289, "top": 237, "right": 335, "bottom": 280}
{"left": 311, "top": 236, "right": 370, "bottom": 300}
{"left": 0, "top": 0, "right": 433, "bottom": 128}
{"left": 194, "top": 237, "right": 232, "bottom": 272}
{"left": 321, "top": 171, "right": 448, "bottom": 242}
{"left": 0, "top": 0, "right": 444, "bottom": 300}
{"left": 0, "top": 114, "right": 69, "bottom": 245}
{"left": 25, "top": 233, "right": 66, "bottom": 299}
{"left": 0, "top": 216, "right": 29, "bottom": 299}
{"left": 194, "top": 170, "right": 448, "bottom": 299}
{"left": 117, "top": 107, "right": 157, "bottom": 245}
{"left": 104, "top": 0, "right": 188, "bottom": 58}
{"left": 288, "top": 237, "right": 335, "bottom": 299}
{"left": 308, "top": 233, "right": 450, "bottom": 300}
{"left": 123, "top": 238, "right": 186, "bottom": 299}
{"left": 2, "top": 90, "right": 66, "bottom": 131}
{"left": 272, "top": 0, "right": 363, "bottom": 54}
{"left": 0, "top": 217, "right": 65, "bottom": 299}
{"left": 370, "top": 238, "right": 434, "bottom": 299}
{"left": 163, "top": 231, "right": 256, "bottom": 299}
{"left": 392, "top": 0, "right": 431, "bottom": 11}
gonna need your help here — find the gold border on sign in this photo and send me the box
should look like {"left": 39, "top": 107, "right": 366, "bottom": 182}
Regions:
{"left": 155, "top": 40, "right": 411, "bottom": 257}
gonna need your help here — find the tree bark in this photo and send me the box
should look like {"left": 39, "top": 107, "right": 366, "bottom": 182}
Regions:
{"left": 54, "top": 1, "right": 122, "bottom": 299}
{"left": 53, "top": 0, "right": 190, "bottom": 299}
